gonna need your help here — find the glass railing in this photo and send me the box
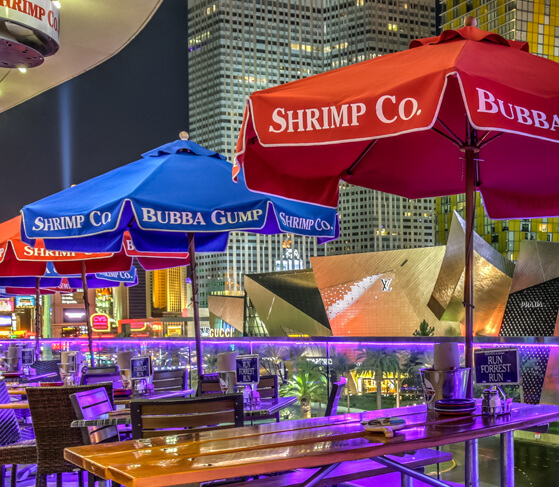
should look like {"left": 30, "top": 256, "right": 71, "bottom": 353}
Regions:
{"left": 3, "top": 336, "right": 557, "bottom": 415}
{"left": 3, "top": 336, "right": 557, "bottom": 484}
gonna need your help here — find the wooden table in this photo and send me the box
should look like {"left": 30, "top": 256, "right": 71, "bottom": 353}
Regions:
{"left": 70, "top": 396, "right": 297, "bottom": 428}
{"left": 8, "top": 388, "right": 32, "bottom": 395}
{"left": 0, "top": 401, "right": 31, "bottom": 409}
{"left": 113, "top": 389, "right": 195, "bottom": 406}
{"left": 0, "top": 389, "right": 195, "bottom": 409}
{"left": 64, "top": 402, "right": 559, "bottom": 487}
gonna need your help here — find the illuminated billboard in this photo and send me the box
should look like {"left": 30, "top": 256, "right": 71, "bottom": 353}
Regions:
{"left": 0, "top": 298, "right": 14, "bottom": 312}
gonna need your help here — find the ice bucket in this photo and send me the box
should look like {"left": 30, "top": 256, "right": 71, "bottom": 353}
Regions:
{"left": 218, "top": 371, "right": 237, "bottom": 394}
{"left": 419, "top": 368, "right": 470, "bottom": 409}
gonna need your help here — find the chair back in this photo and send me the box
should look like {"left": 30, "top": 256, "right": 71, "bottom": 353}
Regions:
{"left": 325, "top": 376, "right": 347, "bottom": 417}
{"left": 256, "top": 375, "right": 278, "bottom": 399}
{"left": 153, "top": 368, "right": 186, "bottom": 392}
{"left": 198, "top": 373, "right": 221, "bottom": 394}
{"left": 84, "top": 366, "right": 118, "bottom": 375}
{"left": 199, "top": 374, "right": 278, "bottom": 397}
{"left": 26, "top": 382, "right": 114, "bottom": 475}
{"left": 131, "top": 394, "right": 243, "bottom": 439}
{"left": 82, "top": 370, "right": 122, "bottom": 389}
{"left": 30, "top": 359, "right": 61, "bottom": 382}
{"left": 0, "top": 380, "right": 21, "bottom": 445}
{"left": 70, "top": 387, "right": 119, "bottom": 445}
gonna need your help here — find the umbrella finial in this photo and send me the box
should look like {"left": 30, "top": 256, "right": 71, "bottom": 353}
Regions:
{"left": 179, "top": 131, "right": 190, "bottom": 140}
{"left": 464, "top": 16, "right": 477, "bottom": 27}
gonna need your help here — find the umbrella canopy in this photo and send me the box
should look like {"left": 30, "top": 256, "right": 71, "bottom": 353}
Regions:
{"left": 0, "top": 216, "right": 183, "bottom": 365}
{"left": 0, "top": 266, "right": 138, "bottom": 289}
{"left": 234, "top": 23, "right": 559, "bottom": 397}
{"left": 235, "top": 25, "right": 559, "bottom": 214}
{"left": 0, "top": 287, "right": 74, "bottom": 296}
{"left": 0, "top": 216, "right": 190, "bottom": 275}
{"left": 21, "top": 138, "right": 338, "bottom": 252}
{"left": 0, "top": 267, "right": 137, "bottom": 353}
{"left": 20, "top": 136, "right": 340, "bottom": 378}
{"left": 0, "top": 215, "right": 132, "bottom": 277}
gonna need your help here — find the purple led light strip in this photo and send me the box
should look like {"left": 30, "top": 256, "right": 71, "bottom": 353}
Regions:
{"left": 1, "top": 339, "right": 558, "bottom": 349}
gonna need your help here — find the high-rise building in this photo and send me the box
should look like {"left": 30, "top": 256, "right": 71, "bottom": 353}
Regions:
{"left": 149, "top": 267, "right": 189, "bottom": 315}
{"left": 437, "top": 1, "right": 559, "bottom": 260}
{"left": 440, "top": 0, "right": 559, "bottom": 61}
{"left": 331, "top": 184, "right": 435, "bottom": 255}
{"left": 187, "top": 0, "right": 437, "bottom": 306}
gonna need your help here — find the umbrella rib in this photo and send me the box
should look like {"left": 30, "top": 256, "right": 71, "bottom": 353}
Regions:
{"left": 431, "top": 127, "right": 462, "bottom": 147}
{"left": 345, "top": 139, "right": 378, "bottom": 175}
{"left": 434, "top": 118, "right": 464, "bottom": 146}
{"left": 478, "top": 132, "right": 503, "bottom": 149}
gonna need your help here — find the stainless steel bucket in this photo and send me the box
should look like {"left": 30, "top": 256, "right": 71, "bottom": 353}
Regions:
{"left": 218, "top": 371, "right": 237, "bottom": 394}
{"left": 419, "top": 368, "right": 470, "bottom": 409}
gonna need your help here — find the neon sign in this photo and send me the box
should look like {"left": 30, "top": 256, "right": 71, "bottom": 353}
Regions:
{"left": 91, "top": 313, "right": 110, "bottom": 333}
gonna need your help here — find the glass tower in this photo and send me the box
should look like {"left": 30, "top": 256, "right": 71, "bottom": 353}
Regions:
{"left": 187, "top": 0, "right": 437, "bottom": 306}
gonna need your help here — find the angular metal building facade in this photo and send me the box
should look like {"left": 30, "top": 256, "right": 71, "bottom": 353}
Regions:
{"left": 312, "top": 212, "right": 514, "bottom": 337}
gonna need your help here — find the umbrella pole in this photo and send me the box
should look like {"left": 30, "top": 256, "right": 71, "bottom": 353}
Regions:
{"left": 463, "top": 128, "right": 480, "bottom": 487}
{"left": 81, "top": 262, "right": 95, "bottom": 367}
{"left": 464, "top": 143, "right": 477, "bottom": 399}
{"left": 188, "top": 233, "right": 203, "bottom": 380}
{"left": 34, "top": 277, "right": 41, "bottom": 361}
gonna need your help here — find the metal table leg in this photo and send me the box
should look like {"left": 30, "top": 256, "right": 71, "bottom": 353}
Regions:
{"left": 300, "top": 462, "right": 341, "bottom": 487}
{"left": 501, "top": 431, "right": 514, "bottom": 487}
{"left": 465, "top": 439, "right": 479, "bottom": 487}
{"left": 401, "top": 471, "right": 413, "bottom": 487}
{"left": 375, "top": 456, "right": 450, "bottom": 487}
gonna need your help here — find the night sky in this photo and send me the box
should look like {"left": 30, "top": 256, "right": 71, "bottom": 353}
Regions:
{"left": 0, "top": 0, "right": 189, "bottom": 223}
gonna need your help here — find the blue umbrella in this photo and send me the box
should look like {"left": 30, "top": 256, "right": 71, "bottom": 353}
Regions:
{"left": 21, "top": 136, "right": 339, "bottom": 377}
{"left": 0, "top": 265, "right": 138, "bottom": 359}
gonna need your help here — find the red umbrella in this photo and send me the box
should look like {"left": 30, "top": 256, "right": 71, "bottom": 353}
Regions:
{"left": 235, "top": 20, "right": 559, "bottom": 397}
{"left": 0, "top": 216, "right": 190, "bottom": 365}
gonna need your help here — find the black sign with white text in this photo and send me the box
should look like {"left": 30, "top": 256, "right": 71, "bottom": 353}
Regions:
{"left": 131, "top": 356, "right": 152, "bottom": 379}
{"left": 236, "top": 354, "right": 260, "bottom": 384}
{"left": 474, "top": 348, "right": 520, "bottom": 385}
{"left": 22, "top": 349, "right": 34, "bottom": 365}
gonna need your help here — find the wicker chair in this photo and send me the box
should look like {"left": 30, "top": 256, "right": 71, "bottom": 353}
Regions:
{"left": 26, "top": 383, "right": 114, "bottom": 487}
{"left": 0, "top": 380, "right": 36, "bottom": 487}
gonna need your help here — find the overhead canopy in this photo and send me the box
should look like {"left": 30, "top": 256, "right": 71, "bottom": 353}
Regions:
{"left": 0, "top": 0, "right": 163, "bottom": 113}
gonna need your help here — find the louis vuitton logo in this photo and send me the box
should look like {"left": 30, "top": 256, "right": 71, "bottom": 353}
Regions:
{"left": 381, "top": 278, "right": 392, "bottom": 292}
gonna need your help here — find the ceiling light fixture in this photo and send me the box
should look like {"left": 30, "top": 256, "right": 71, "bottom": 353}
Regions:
{"left": 17, "top": 67, "right": 27, "bottom": 73}
{"left": 53, "top": 1, "right": 61, "bottom": 8}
